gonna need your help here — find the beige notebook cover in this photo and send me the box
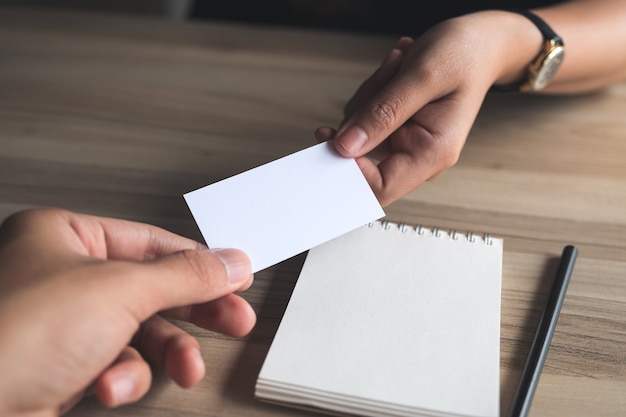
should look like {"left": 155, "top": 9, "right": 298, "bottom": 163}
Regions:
{"left": 255, "top": 221, "right": 502, "bottom": 417}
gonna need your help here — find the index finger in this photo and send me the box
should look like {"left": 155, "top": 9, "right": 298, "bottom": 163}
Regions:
{"left": 58, "top": 209, "right": 203, "bottom": 260}
{"left": 93, "top": 215, "right": 203, "bottom": 261}
{"left": 1, "top": 208, "right": 204, "bottom": 261}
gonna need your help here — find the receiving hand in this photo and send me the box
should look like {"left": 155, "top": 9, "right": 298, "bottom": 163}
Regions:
{"left": 0, "top": 208, "right": 255, "bottom": 416}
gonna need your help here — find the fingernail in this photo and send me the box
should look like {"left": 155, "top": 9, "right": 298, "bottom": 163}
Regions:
{"left": 212, "top": 248, "right": 251, "bottom": 284}
{"left": 315, "top": 126, "right": 336, "bottom": 142}
{"left": 192, "top": 347, "right": 203, "bottom": 362}
{"left": 382, "top": 48, "right": 402, "bottom": 66}
{"left": 111, "top": 374, "right": 134, "bottom": 406}
{"left": 193, "top": 348, "right": 206, "bottom": 373}
{"left": 337, "top": 126, "right": 368, "bottom": 155}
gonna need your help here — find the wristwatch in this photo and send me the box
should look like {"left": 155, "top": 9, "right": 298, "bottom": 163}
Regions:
{"left": 502, "top": 9, "right": 565, "bottom": 92}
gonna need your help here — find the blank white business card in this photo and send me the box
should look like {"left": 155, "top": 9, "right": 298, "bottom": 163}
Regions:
{"left": 184, "top": 142, "right": 384, "bottom": 273}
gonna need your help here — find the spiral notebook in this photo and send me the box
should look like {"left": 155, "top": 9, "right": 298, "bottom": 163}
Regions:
{"left": 255, "top": 220, "right": 503, "bottom": 417}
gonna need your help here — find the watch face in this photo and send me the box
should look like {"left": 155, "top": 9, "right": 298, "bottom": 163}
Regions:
{"left": 533, "top": 45, "right": 565, "bottom": 90}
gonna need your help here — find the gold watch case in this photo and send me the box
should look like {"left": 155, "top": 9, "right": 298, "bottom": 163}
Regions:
{"left": 522, "top": 38, "right": 565, "bottom": 92}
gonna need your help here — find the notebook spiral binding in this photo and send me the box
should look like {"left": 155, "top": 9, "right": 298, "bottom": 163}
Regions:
{"left": 369, "top": 220, "right": 493, "bottom": 245}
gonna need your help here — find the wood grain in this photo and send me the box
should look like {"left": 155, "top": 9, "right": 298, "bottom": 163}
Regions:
{"left": 0, "top": 7, "right": 624, "bottom": 417}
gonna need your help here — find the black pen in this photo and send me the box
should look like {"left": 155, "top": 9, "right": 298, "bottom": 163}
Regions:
{"left": 507, "top": 245, "right": 578, "bottom": 417}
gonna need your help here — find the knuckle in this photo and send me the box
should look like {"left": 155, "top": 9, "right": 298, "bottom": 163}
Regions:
{"left": 1, "top": 207, "right": 66, "bottom": 236}
{"left": 413, "top": 132, "right": 462, "bottom": 173}
{"left": 180, "top": 249, "right": 225, "bottom": 289}
{"left": 414, "top": 63, "right": 449, "bottom": 91}
{"left": 429, "top": 136, "right": 461, "bottom": 169}
{"left": 441, "top": 146, "right": 461, "bottom": 168}
{"left": 366, "top": 95, "right": 403, "bottom": 131}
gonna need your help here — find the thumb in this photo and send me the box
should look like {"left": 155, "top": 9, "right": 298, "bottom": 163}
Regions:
{"left": 334, "top": 88, "right": 416, "bottom": 158}
{"left": 121, "top": 248, "right": 253, "bottom": 319}
{"left": 333, "top": 38, "right": 417, "bottom": 158}
{"left": 334, "top": 65, "right": 432, "bottom": 159}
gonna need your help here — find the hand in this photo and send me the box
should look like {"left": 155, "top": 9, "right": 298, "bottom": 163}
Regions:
{"left": 316, "top": 11, "right": 541, "bottom": 206}
{"left": 0, "top": 208, "right": 255, "bottom": 416}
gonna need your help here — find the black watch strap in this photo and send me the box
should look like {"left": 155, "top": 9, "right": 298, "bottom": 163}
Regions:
{"left": 506, "top": 8, "right": 563, "bottom": 44}
{"left": 490, "top": 9, "right": 564, "bottom": 93}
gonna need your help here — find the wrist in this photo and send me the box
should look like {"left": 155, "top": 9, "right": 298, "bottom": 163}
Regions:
{"left": 470, "top": 10, "right": 547, "bottom": 87}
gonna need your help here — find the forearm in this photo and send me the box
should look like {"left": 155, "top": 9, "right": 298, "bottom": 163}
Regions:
{"left": 460, "top": 1, "right": 626, "bottom": 94}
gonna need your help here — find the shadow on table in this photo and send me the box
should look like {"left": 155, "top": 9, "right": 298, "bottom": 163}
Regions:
{"left": 500, "top": 252, "right": 563, "bottom": 417}
{"left": 222, "top": 252, "right": 321, "bottom": 415}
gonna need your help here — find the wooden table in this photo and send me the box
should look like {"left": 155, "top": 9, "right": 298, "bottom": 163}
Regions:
{"left": 1, "top": 7, "right": 624, "bottom": 417}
